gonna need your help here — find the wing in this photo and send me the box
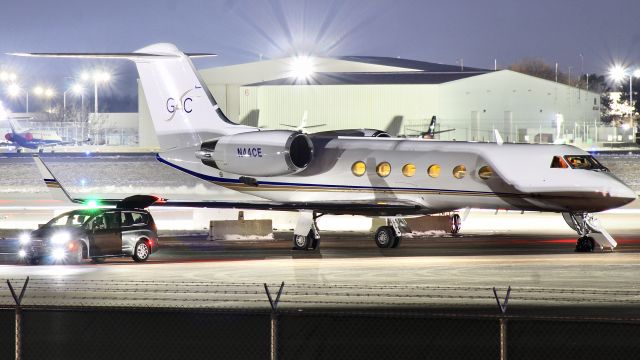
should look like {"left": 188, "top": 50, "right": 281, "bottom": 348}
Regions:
{"left": 33, "top": 156, "right": 429, "bottom": 215}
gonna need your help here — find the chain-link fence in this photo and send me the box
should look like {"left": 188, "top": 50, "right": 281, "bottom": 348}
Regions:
{"left": 2, "top": 278, "right": 640, "bottom": 360}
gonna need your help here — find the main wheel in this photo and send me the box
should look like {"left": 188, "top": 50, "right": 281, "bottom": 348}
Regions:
{"left": 450, "top": 214, "right": 462, "bottom": 234}
{"left": 293, "top": 232, "right": 312, "bottom": 250}
{"left": 375, "top": 226, "right": 397, "bottom": 249}
{"left": 132, "top": 240, "right": 150, "bottom": 262}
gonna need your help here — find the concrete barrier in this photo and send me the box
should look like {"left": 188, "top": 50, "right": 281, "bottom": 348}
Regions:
{"left": 208, "top": 219, "right": 274, "bottom": 241}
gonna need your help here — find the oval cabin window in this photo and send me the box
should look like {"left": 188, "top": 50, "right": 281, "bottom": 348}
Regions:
{"left": 351, "top": 161, "right": 366, "bottom": 177}
{"left": 453, "top": 165, "right": 467, "bottom": 179}
{"left": 478, "top": 165, "right": 493, "bottom": 180}
{"left": 402, "top": 164, "right": 416, "bottom": 177}
{"left": 428, "top": 164, "right": 441, "bottom": 178}
{"left": 376, "top": 162, "right": 391, "bottom": 177}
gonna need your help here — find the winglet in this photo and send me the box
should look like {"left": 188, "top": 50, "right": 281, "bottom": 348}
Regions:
{"left": 494, "top": 129, "right": 504, "bottom": 146}
{"left": 32, "top": 155, "right": 77, "bottom": 203}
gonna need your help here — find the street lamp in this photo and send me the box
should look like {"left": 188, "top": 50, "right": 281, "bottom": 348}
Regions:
{"left": 609, "top": 65, "right": 640, "bottom": 117}
{"left": 81, "top": 70, "right": 110, "bottom": 145}
{"left": 81, "top": 70, "right": 111, "bottom": 116}
{"left": 7, "top": 83, "right": 29, "bottom": 113}
{"left": 63, "top": 84, "right": 84, "bottom": 122}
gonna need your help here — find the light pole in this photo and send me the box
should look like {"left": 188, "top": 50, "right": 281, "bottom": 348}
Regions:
{"left": 81, "top": 71, "right": 110, "bottom": 144}
{"left": 610, "top": 66, "right": 640, "bottom": 118}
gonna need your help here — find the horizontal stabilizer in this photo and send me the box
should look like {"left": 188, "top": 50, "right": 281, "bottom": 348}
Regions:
{"left": 9, "top": 52, "right": 216, "bottom": 59}
{"left": 32, "top": 155, "right": 77, "bottom": 203}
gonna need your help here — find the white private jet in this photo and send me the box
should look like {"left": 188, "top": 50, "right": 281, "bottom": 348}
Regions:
{"left": 17, "top": 43, "right": 637, "bottom": 252}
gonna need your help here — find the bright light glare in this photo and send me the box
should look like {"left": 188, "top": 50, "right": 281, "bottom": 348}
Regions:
{"left": 18, "top": 250, "right": 26, "bottom": 258}
{"left": 71, "top": 84, "right": 84, "bottom": 95}
{"left": 290, "top": 56, "right": 315, "bottom": 80}
{"left": 19, "top": 233, "right": 30, "bottom": 244}
{"left": 622, "top": 123, "right": 631, "bottom": 131}
{"left": 7, "top": 83, "right": 21, "bottom": 97}
{"left": 51, "top": 232, "right": 71, "bottom": 244}
{"left": 81, "top": 72, "right": 90, "bottom": 81}
{"left": 86, "top": 199, "right": 98, "bottom": 208}
{"left": 44, "top": 88, "right": 55, "bottom": 98}
{"left": 634, "top": 69, "right": 640, "bottom": 78}
{"left": 0, "top": 72, "right": 7, "bottom": 81}
{"left": 610, "top": 65, "right": 626, "bottom": 82}
{"left": 52, "top": 248, "right": 66, "bottom": 260}
{"left": 33, "top": 86, "right": 44, "bottom": 95}
{"left": 94, "top": 71, "right": 111, "bottom": 82}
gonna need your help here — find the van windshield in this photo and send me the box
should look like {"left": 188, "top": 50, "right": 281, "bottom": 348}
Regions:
{"left": 44, "top": 212, "right": 93, "bottom": 228}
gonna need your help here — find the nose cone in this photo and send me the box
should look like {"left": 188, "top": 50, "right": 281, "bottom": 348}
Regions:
{"left": 607, "top": 183, "right": 638, "bottom": 208}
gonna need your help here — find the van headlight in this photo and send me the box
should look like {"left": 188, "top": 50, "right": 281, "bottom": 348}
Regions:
{"left": 19, "top": 233, "right": 31, "bottom": 245}
{"left": 51, "top": 232, "right": 71, "bottom": 244}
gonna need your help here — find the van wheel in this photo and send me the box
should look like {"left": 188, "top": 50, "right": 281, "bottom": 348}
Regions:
{"left": 133, "top": 240, "right": 150, "bottom": 262}
{"left": 69, "top": 242, "right": 83, "bottom": 264}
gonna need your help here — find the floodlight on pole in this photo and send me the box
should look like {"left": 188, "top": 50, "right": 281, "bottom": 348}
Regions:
{"left": 289, "top": 56, "right": 315, "bottom": 80}
{"left": 7, "top": 83, "right": 29, "bottom": 112}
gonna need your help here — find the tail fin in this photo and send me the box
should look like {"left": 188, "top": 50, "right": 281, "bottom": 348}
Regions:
{"left": 7, "top": 117, "right": 26, "bottom": 134}
{"left": 32, "top": 155, "right": 76, "bottom": 203}
{"left": 426, "top": 116, "right": 437, "bottom": 138}
{"left": 11, "top": 43, "right": 254, "bottom": 150}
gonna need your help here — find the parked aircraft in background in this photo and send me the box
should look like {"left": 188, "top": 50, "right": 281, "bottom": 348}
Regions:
{"left": 2, "top": 117, "right": 69, "bottom": 152}
{"left": 280, "top": 111, "right": 326, "bottom": 133}
{"left": 18, "top": 43, "right": 636, "bottom": 253}
{"left": 406, "top": 116, "right": 456, "bottom": 139}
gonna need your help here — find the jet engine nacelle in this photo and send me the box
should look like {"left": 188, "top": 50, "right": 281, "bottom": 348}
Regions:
{"left": 196, "top": 130, "right": 314, "bottom": 177}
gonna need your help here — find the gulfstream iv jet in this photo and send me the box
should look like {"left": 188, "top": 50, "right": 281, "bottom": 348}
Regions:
{"left": 16, "top": 43, "right": 637, "bottom": 252}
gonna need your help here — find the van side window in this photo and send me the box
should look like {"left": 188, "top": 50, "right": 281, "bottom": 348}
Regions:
{"left": 550, "top": 156, "right": 569, "bottom": 168}
{"left": 131, "top": 212, "right": 148, "bottom": 225}
{"left": 103, "top": 212, "right": 120, "bottom": 230}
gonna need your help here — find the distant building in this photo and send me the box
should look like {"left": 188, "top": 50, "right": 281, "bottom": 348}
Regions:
{"left": 139, "top": 56, "right": 601, "bottom": 147}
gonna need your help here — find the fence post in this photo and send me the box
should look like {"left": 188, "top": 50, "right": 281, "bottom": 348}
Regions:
{"left": 7, "top": 277, "right": 29, "bottom": 360}
{"left": 264, "top": 282, "right": 285, "bottom": 360}
{"left": 493, "top": 286, "right": 511, "bottom": 360}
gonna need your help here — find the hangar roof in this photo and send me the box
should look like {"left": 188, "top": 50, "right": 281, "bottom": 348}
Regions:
{"left": 336, "top": 56, "right": 489, "bottom": 72}
{"left": 246, "top": 71, "right": 490, "bottom": 86}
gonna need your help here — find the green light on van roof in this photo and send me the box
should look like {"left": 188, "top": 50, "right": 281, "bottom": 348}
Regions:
{"left": 86, "top": 199, "right": 99, "bottom": 208}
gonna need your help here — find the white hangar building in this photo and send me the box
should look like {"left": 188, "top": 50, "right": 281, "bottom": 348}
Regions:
{"left": 139, "top": 56, "right": 600, "bottom": 147}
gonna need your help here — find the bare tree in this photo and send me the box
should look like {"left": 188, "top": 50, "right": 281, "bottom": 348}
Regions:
{"left": 509, "top": 58, "right": 568, "bottom": 84}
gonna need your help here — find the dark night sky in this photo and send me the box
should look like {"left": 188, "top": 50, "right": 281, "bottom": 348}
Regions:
{"left": 0, "top": 0, "right": 639, "bottom": 111}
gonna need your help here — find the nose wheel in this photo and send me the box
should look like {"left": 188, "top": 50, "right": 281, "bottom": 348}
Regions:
{"left": 575, "top": 236, "right": 595, "bottom": 252}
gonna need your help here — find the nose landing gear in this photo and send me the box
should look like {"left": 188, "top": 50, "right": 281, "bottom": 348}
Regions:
{"left": 563, "top": 212, "right": 617, "bottom": 252}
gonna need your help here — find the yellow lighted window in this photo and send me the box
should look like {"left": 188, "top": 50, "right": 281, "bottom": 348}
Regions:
{"left": 402, "top": 164, "right": 416, "bottom": 177}
{"left": 351, "top": 161, "right": 366, "bottom": 177}
{"left": 428, "top": 164, "right": 441, "bottom": 178}
{"left": 478, "top": 165, "right": 493, "bottom": 180}
{"left": 453, "top": 165, "right": 467, "bottom": 179}
{"left": 376, "top": 162, "right": 391, "bottom": 177}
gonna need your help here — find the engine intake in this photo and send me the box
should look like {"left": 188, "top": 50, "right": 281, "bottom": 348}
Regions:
{"left": 196, "top": 130, "right": 314, "bottom": 177}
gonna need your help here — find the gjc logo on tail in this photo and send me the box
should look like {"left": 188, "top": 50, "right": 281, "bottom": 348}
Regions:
{"left": 166, "top": 97, "right": 193, "bottom": 113}
{"left": 237, "top": 148, "right": 262, "bottom": 158}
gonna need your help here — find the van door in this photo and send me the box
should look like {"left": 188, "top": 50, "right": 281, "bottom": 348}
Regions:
{"left": 89, "top": 211, "right": 122, "bottom": 256}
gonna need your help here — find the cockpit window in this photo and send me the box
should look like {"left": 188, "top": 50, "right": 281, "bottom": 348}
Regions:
{"left": 550, "top": 156, "right": 569, "bottom": 169}
{"left": 563, "top": 155, "right": 609, "bottom": 171}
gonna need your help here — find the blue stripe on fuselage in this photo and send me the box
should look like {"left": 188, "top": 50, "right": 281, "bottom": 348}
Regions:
{"left": 155, "top": 154, "right": 522, "bottom": 197}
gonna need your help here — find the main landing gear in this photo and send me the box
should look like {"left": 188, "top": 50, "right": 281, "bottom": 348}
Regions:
{"left": 563, "top": 212, "right": 617, "bottom": 252}
{"left": 292, "top": 211, "right": 320, "bottom": 251}
{"left": 374, "top": 218, "right": 407, "bottom": 249}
